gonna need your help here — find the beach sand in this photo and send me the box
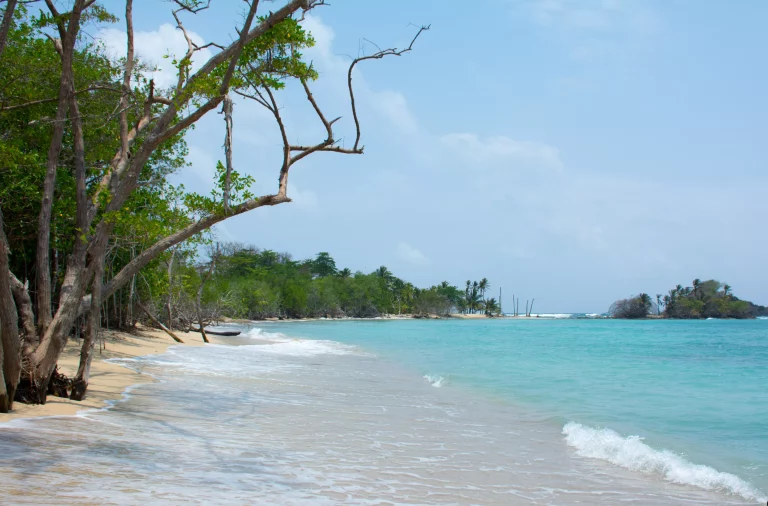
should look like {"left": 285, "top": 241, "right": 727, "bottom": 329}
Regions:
{"left": 0, "top": 326, "right": 213, "bottom": 423}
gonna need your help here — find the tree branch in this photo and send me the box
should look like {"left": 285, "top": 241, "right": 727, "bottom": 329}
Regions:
{"left": 347, "top": 25, "right": 429, "bottom": 151}
{"left": 0, "top": 86, "right": 121, "bottom": 112}
{"left": 102, "top": 194, "right": 290, "bottom": 301}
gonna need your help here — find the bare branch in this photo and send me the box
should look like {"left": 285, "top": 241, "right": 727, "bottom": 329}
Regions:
{"left": 102, "top": 194, "right": 290, "bottom": 301}
{"left": 347, "top": 24, "right": 429, "bottom": 151}
{"left": 171, "top": 0, "right": 211, "bottom": 15}
{"left": 219, "top": 0, "right": 260, "bottom": 94}
{"left": 0, "top": 85, "right": 121, "bottom": 112}
{"left": 221, "top": 94, "right": 234, "bottom": 213}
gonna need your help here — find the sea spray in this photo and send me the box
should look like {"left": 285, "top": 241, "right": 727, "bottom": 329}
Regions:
{"left": 423, "top": 375, "right": 447, "bottom": 388}
{"left": 563, "top": 422, "right": 767, "bottom": 503}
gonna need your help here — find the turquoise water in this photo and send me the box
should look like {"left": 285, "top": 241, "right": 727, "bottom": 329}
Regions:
{"left": 2, "top": 318, "right": 766, "bottom": 504}
{"left": 259, "top": 318, "right": 768, "bottom": 496}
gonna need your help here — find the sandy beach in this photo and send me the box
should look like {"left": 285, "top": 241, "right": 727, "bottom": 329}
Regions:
{"left": 0, "top": 327, "right": 213, "bottom": 423}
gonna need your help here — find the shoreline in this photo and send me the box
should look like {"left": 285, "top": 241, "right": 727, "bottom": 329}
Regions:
{"left": 0, "top": 327, "right": 213, "bottom": 423}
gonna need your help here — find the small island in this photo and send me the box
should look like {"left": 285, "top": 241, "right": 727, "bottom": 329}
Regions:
{"left": 609, "top": 279, "right": 767, "bottom": 319}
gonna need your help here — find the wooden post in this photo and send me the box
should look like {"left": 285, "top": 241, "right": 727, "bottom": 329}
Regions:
{"left": 529, "top": 298, "right": 535, "bottom": 317}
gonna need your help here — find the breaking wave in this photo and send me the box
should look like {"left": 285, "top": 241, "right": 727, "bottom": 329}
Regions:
{"left": 563, "top": 422, "right": 766, "bottom": 502}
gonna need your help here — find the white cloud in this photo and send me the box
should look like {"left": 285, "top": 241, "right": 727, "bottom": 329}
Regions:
{"left": 287, "top": 183, "right": 319, "bottom": 208}
{"left": 97, "top": 23, "right": 212, "bottom": 89}
{"left": 300, "top": 15, "right": 420, "bottom": 135}
{"left": 440, "top": 133, "right": 563, "bottom": 170}
{"left": 517, "top": 0, "right": 661, "bottom": 63}
{"left": 370, "top": 90, "right": 419, "bottom": 134}
{"left": 397, "top": 242, "right": 430, "bottom": 265}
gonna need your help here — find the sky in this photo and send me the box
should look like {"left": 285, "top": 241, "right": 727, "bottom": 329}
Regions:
{"left": 96, "top": 0, "right": 768, "bottom": 313}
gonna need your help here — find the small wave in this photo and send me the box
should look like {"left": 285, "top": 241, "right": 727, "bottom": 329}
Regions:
{"left": 241, "top": 327, "right": 290, "bottom": 342}
{"left": 258, "top": 339, "right": 357, "bottom": 357}
{"left": 562, "top": 422, "right": 766, "bottom": 502}
{"left": 424, "top": 375, "right": 447, "bottom": 388}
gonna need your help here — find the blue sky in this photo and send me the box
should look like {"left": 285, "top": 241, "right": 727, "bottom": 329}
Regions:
{"left": 101, "top": 0, "right": 767, "bottom": 312}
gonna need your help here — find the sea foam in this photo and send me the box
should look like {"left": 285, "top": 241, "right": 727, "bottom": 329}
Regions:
{"left": 423, "top": 375, "right": 447, "bottom": 388}
{"left": 563, "top": 422, "right": 767, "bottom": 502}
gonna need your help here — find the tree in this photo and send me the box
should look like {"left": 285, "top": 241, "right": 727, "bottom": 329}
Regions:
{"left": 311, "top": 252, "right": 337, "bottom": 278}
{"left": 609, "top": 293, "right": 652, "bottom": 319}
{"left": 0, "top": 1, "right": 428, "bottom": 410}
{"left": 376, "top": 266, "right": 392, "bottom": 281}
{"left": 692, "top": 279, "right": 702, "bottom": 299}
{"left": 656, "top": 294, "right": 662, "bottom": 315}
{"left": 478, "top": 278, "right": 489, "bottom": 301}
{"left": 484, "top": 297, "right": 500, "bottom": 316}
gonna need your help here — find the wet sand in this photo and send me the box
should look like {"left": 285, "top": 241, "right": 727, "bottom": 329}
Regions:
{"left": 0, "top": 326, "right": 213, "bottom": 423}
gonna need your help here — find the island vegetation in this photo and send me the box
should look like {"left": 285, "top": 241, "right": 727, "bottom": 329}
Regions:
{"left": 609, "top": 279, "right": 767, "bottom": 319}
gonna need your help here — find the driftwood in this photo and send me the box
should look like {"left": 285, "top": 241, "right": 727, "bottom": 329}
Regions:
{"left": 137, "top": 301, "right": 184, "bottom": 343}
{"left": 190, "top": 328, "right": 240, "bottom": 337}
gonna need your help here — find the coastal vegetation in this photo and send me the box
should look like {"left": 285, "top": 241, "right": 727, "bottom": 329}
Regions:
{"left": 609, "top": 279, "right": 766, "bottom": 319}
{"left": 134, "top": 244, "right": 498, "bottom": 324}
{"left": 0, "top": 1, "right": 427, "bottom": 411}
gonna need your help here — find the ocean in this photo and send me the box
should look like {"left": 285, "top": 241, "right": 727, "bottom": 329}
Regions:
{"left": 1, "top": 318, "right": 766, "bottom": 504}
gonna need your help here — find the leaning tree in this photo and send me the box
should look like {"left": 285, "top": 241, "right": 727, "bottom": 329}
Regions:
{"left": 0, "top": 0, "right": 426, "bottom": 411}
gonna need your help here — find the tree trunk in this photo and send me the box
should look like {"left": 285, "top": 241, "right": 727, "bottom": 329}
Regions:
{"left": 35, "top": 3, "right": 85, "bottom": 335}
{"left": 70, "top": 259, "right": 103, "bottom": 401}
{"left": 9, "top": 275, "right": 37, "bottom": 353}
{"left": 196, "top": 259, "right": 214, "bottom": 344}
{"left": 0, "top": 0, "right": 18, "bottom": 59}
{"left": 138, "top": 301, "right": 184, "bottom": 343}
{"left": 166, "top": 248, "right": 175, "bottom": 330}
{"left": 222, "top": 94, "right": 234, "bottom": 213}
{"left": 0, "top": 209, "right": 21, "bottom": 412}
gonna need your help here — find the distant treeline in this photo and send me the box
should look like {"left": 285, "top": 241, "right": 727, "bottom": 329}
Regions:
{"left": 146, "top": 244, "right": 501, "bottom": 327}
{"left": 610, "top": 279, "right": 767, "bottom": 319}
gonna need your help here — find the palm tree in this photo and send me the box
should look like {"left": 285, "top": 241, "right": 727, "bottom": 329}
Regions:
{"left": 639, "top": 293, "right": 653, "bottom": 316}
{"left": 478, "top": 278, "right": 489, "bottom": 301}
{"left": 692, "top": 279, "right": 701, "bottom": 299}
{"left": 656, "top": 294, "right": 662, "bottom": 315}
{"left": 484, "top": 297, "right": 500, "bottom": 316}
{"left": 469, "top": 290, "right": 483, "bottom": 314}
{"left": 723, "top": 284, "right": 732, "bottom": 298}
{"left": 338, "top": 268, "right": 352, "bottom": 279}
{"left": 376, "top": 266, "right": 392, "bottom": 280}
{"left": 465, "top": 280, "right": 471, "bottom": 313}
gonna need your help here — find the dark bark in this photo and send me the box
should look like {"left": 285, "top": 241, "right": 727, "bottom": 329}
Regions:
{"left": 166, "top": 248, "right": 175, "bottom": 330}
{"left": 70, "top": 258, "right": 103, "bottom": 401}
{"left": 0, "top": 209, "right": 21, "bottom": 412}
{"left": 0, "top": 0, "right": 18, "bottom": 59}
{"left": 191, "top": 329, "right": 240, "bottom": 337}
{"left": 35, "top": 0, "right": 85, "bottom": 335}
{"left": 196, "top": 257, "right": 215, "bottom": 344}
{"left": 9, "top": 274, "right": 36, "bottom": 352}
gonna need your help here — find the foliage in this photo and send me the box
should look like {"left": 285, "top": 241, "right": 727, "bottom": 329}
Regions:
{"left": 145, "top": 245, "right": 493, "bottom": 322}
{"left": 614, "top": 279, "right": 763, "bottom": 319}
{"left": 609, "top": 293, "right": 652, "bottom": 319}
{"left": 662, "top": 279, "right": 755, "bottom": 319}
